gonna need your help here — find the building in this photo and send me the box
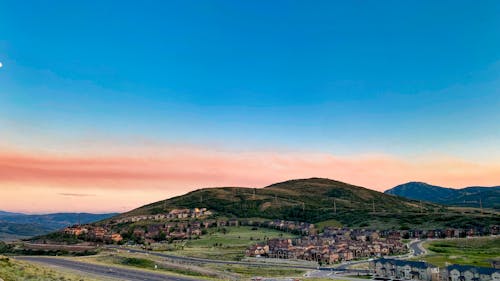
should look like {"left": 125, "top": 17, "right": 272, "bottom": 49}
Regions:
{"left": 441, "top": 265, "right": 500, "bottom": 281}
{"left": 63, "top": 226, "right": 88, "bottom": 236}
{"left": 372, "top": 258, "right": 439, "bottom": 281}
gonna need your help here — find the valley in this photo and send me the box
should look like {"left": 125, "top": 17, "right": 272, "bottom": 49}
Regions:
{"left": 1, "top": 178, "right": 498, "bottom": 281}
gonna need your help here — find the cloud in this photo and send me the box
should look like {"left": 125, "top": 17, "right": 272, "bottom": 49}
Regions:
{"left": 58, "top": 193, "right": 96, "bottom": 197}
{"left": 1, "top": 146, "right": 500, "bottom": 194}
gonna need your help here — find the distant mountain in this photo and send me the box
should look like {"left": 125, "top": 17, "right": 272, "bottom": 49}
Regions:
{"left": 385, "top": 182, "right": 500, "bottom": 210}
{"left": 0, "top": 221, "right": 53, "bottom": 241}
{"left": 0, "top": 212, "right": 117, "bottom": 241}
{"left": 0, "top": 211, "right": 24, "bottom": 216}
{"left": 104, "top": 178, "right": 499, "bottom": 230}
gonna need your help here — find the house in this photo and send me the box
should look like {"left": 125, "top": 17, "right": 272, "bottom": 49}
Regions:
{"left": 63, "top": 226, "right": 88, "bottom": 236}
{"left": 89, "top": 227, "right": 107, "bottom": 241}
{"left": 246, "top": 244, "right": 269, "bottom": 257}
{"left": 441, "top": 265, "right": 500, "bottom": 281}
{"left": 133, "top": 228, "right": 146, "bottom": 238}
{"left": 105, "top": 233, "right": 123, "bottom": 243}
{"left": 372, "top": 258, "right": 439, "bottom": 281}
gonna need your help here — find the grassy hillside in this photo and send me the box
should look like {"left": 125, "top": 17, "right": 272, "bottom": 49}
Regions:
{"left": 417, "top": 237, "right": 500, "bottom": 267}
{"left": 385, "top": 182, "right": 500, "bottom": 209}
{"left": 155, "top": 226, "right": 297, "bottom": 260}
{"left": 114, "top": 178, "right": 500, "bottom": 229}
{"left": 0, "top": 222, "right": 52, "bottom": 241}
{"left": 0, "top": 256, "right": 105, "bottom": 281}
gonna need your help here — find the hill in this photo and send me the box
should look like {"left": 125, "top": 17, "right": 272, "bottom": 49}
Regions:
{"left": 385, "top": 182, "right": 500, "bottom": 210}
{"left": 112, "top": 178, "right": 499, "bottom": 230}
{"left": 0, "top": 212, "right": 117, "bottom": 241}
{"left": 0, "top": 211, "right": 24, "bottom": 216}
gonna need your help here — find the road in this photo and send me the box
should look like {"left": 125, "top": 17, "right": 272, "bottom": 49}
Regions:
{"left": 333, "top": 239, "right": 427, "bottom": 271}
{"left": 15, "top": 242, "right": 423, "bottom": 280}
{"left": 408, "top": 240, "right": 427, "bottom": 256}
{"left": 108, "top": 239, "right": 429, "bottom": 273}
{"left": 16, "top": 256, "right": 203, "bottom": 281}
{"left": 108, "top": 246, "right": 373, "bottom": 273}
{"left": 108, "top": 246, "right": 326, "bottom": 271}
{"left": 108, "top": 246, "right": 365, "bottom": 272}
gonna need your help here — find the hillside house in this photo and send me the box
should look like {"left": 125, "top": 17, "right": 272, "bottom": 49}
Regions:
{"left": 64, "top": 226, "right": 88, "bottom": 236}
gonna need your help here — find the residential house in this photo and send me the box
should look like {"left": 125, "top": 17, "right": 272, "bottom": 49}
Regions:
{"left": 441, "top": 265, "right": 500, "bottom": 281}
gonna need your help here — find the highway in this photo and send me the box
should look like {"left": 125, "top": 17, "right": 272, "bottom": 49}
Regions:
{"left": 110, "top": 246, "right": 374, "bottom": 274}
{"left": 108, "top": 246, "right": 372, "bottom": 273}
{"left": 16, "top": 256, "right": 204, "bottom": 281}
{"left": 15, "top": 242, "right": 425, "bottom": 280}
{"left": 107, "top": 246, "right": 325, "bottom": 271}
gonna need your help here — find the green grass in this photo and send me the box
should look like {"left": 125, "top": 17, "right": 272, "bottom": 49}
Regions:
{"left": 116, "top": 178, "right": 500, "bottom": 230}
{"left": 316, "top": 219, "right": 343, "bottom": 230}
{"left": 116, "top": 256, "right": 208, "bottom": 277}
{"left": 82, "top": 253, "right": 221, "bottom": 280}
{"left": 207, "top": 263, "right": 305, "bottom": 278}
{"left": 0, "top": 256, "right": 104, "bottom": 281}
{"left": 162, "top": 226, "right": 297, "bottom": 261}
{"left": 120, "top": 257, "right": 156, "bottom": 268}
{"left": 417, "top": 237, "right": 500, "bottom": 267}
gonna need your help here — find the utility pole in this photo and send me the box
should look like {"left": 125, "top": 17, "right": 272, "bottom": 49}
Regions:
{"left": 333, "top": 199, "right": 337, "bottom": 214}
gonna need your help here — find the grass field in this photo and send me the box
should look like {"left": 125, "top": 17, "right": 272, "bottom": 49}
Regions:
{"left": 163, "top": 226, "right": 297, "bottom": 261}
{"left": 417, "top": 237, "right": 500, "bottom": 267}
{"left": 0, "top": 256, "right": 106, "bottom": 281}
{"left": 94, "top": 254, "right": 219, "bottom": 279}
{"left": 316, "top": 219, "right": 343, "bottom": 231}
{"left": 206, "top": 263, "right": 305, "bottom": 278}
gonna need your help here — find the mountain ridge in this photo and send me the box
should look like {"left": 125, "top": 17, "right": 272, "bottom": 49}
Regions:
{"left": 0, "top": 212, "right": 117, "bottom": 241}
{"left": 106, "top": 177, "right": 499, "bottom": 230}
{"left": 385, "top": 182, "right": 500, "bottom": 209}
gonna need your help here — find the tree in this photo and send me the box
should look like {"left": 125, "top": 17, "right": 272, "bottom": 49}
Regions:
{"left": 0, "top": 241, "right": 10, "bottom": 253}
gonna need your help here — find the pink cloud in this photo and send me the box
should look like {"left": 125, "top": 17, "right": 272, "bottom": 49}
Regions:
{"left": 2, "top": 147, "right": 500, "bottom": 213}
{"left": 2, "top": 147, "right": 500, "bottom": 190}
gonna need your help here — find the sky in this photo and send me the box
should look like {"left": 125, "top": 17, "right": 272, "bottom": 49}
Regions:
{"left": 1, "top": 1, "right": 500, "bottom": 213}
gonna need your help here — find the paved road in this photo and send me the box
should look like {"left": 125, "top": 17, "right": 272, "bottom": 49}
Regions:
{"left": 108, "top": 246, "right": 373, "bottom": 273}
{"left": 334, "top": 259, "right": 371, "bottom": 270}
{"left": 408, "top": 240, "right": 426, "bottom": 256}
{"left": 16, "top": 256, "right": 203, "bottom": 281}
{"left": 333, "top": 240, "right": 427, "bottom": 271}
{"left": 109, "top": 246, "right": 372, "bottom": 273}
{"left": 108, "top": 246, "right": 325, "bottom": 271}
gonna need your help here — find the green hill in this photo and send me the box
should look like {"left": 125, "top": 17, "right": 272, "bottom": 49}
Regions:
{"left": 113, "top": 178, "right": 500, "bottom": 230}
{"left": 385, "top": 182, "right": 500, "bottom": 210}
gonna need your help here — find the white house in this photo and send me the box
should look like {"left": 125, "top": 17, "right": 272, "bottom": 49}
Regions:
{"left": 442, "top": 265, "right": 500, "bottom": 281}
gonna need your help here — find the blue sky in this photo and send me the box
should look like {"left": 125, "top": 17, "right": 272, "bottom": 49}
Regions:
{"left": 1, "top": 0, "right": 500, "bottom": 158}
{"left": 2, "top": 1, "right": 500, "bottom": 212}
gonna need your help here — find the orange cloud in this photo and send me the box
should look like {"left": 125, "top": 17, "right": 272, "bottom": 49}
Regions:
{"left": 1, "top": 147, "right": 500, "bottom": 213}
